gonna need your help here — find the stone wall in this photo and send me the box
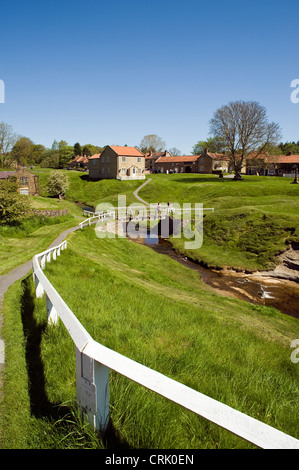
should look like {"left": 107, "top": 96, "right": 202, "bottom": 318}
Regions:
{"left": 32, "top": 208, "right": 69, "bottom": 217}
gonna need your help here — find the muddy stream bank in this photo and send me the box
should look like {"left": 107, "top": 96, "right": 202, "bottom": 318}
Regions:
{"left": 132, "top": 233, "right": 299, "bottom": 320}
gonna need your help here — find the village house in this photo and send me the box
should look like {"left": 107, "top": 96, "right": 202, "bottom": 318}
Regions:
{"left": 246, "top": 154, "right": 299, "bottom": 176}
{"left": 88, "top": 146, "right": 145, "bottom": 180}
{"left": 67, "top": 155, "right": 90, "bottom": 171}
{"left": 0, "top": 168, "right": 39, "bottom": 195}
{"left": 197, "top": 148, "right": 230, "bottom": 173}
{"left": 154, "top": 155, "right": 199, "bottom": 173}
{"left": 153, "top": 148, "right": 230, "bottom": 174}
{"left": 145, "top": 150, "right": 172, "bottom": 171}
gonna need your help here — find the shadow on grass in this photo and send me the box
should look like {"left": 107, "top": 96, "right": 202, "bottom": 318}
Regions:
{"left": 174, "top": 176, "right": 228, "bottom": 184}
{"left": 20, "top": 276, "right": 63, "bottom": 419}
{"left": 20, "top": 275, "right": 131, "bottom": 448}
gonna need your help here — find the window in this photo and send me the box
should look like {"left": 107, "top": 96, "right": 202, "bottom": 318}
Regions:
{"left": 20, "top": 177, "right": 28, "bottom": 184}
{"left": 20, "top": 188, "right": 29, "bottom": 195}
{"left": 102, "top": 167, "right": 105, "bottom": 174}
{"left": 92, "top": 160, "right": 97, "bottom": 166}
{"left": 137, "top": 157, "right": 141, "bottom": 162}
{"left": 138, "top": 168, "right": 141, "bottom": 173}
{"left": 122, "top": 167, "right": 126, "bottom": 174}
{"left": 102, "top": 157, "right": 105, "bottom": 163}
{"left": 122, "top": 156, "right": 126, "bottom": 162}
{"left": 106, "top": 156, "right": 110, "bottom": 163}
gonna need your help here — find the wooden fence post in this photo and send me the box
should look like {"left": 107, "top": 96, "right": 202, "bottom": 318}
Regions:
{"left": 34, "top": 273, "right": 44, "bottom": 298}
{"left": 75, "top": 346, "right": 109, "bottom": 433}
{"left": 46, "top": 294, "right": 58, "bottom": 325}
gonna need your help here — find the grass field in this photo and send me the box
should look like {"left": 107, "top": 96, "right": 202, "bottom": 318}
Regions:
{"left": 32, "top": 168, "right": 145, "bottom": 207}
{"left": 138, "top": 174, "right": 299, "bottom": 271}
{"left": 33, "top": 170, "right": 299, "bottom": 271}
{"left": 1, "top": 226, "right": 298, "bottom": 448}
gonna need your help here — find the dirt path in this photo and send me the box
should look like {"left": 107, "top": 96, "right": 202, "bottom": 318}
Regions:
{"left": 133, "top": 178, "right": 151, "bottom": 205}
{"left": 0, "top": 225, "right": 80, "bottom": 400}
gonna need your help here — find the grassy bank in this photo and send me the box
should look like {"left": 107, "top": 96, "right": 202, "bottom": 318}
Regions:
{"left": 0, "top": 214, "right": 80, "bottom": 275}
{"left": 0, "top": 277, "right": 103, "bottom": 449}
{"left": 139, "top": 174, "right": 299, "bottom": 271}
{"left": 2, "top": 226, "right": 298, "bottom": 448}
{"left": 32, "top": 168, "right": 145, "bottom": 207}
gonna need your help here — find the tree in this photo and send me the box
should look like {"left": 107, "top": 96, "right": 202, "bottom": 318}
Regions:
{"left": 59, "top": 146, "right": 74, "bottom": 168}
{"left": 10, "top": 136, "right": 34, "bottom": 166}
{"left": 47, "top": 171, "right": 69, "bottom": 197}
{"left": 279, "top": 141, "right": 299, "bottom": 155}
{"left": 51, "top": 139, "right": 59, "bottom": 150}
{"left": 191, "top": 136, "right": 226, "bottom": 155}
{"left": 74, "top": 142, "right": 82, "bottom": 156}
{"left": 40, "top": 149, "right": 60, "bottom": 168}
{"left": 210, "top": 101, "right": 281, "bottom": 179}
{"left": 169, "top": 147, "right": 181, "bottom": 156}
{"left": 139, "top": 134, "right": 166, "bottom": 154}
{"left": 82, "top": 144, "right": 102, "bottom": 157}
{"left": 0, "top": 177, "right": 31, "bottom": 225}
{"left": 31, "top": 144, "right": 46, "bottom": 164}
{"left": 0, "top": 122, "right": 17, "bottom": 168}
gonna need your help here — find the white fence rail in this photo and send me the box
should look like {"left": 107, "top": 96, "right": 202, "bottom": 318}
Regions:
{"left": 79, "top": 211, "right": 115, "bottom": 230}
{"left": 32, "top": 241, "right": 299, "bottom": 449}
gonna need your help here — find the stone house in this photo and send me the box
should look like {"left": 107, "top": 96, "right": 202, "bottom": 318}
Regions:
{"left": 154, "top": 155, "right": 199, "bottom": 173}
{"left": 246, "top": 154, "right": 299, "bottom": 176}
{"left": 145, "top": 150, "right": 172, "bottom": 171}
{"left": 0, "top": 168, "right": 39, "bottom": 195}
{"left": 68, "top": 155, "right": 90, "bottom": 170}
{"left": 153, "top": 148, "right": 230, "bottom": 174}
{"left": 88, "top": 146, "right": 145, "bottom": 180}
{"left": 197, "top": 148, "right": 230, "bottom": 173}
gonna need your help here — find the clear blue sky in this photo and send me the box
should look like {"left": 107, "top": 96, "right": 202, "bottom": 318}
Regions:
{"left": 1, "top": 0, "right": 299, "bottom": 154}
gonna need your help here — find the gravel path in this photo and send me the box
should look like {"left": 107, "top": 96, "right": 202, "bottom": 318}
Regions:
{"left": 0, "top": 225, "right": 80, "bottom": 383}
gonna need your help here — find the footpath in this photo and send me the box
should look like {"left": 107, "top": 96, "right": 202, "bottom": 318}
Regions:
{"left": 0, "top": 225, "right": 80, "bottom": 398}
{"left": 0, "top": 179, "right": 152, "bottom": 407}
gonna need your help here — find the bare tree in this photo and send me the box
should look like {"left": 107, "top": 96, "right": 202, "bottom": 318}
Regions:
{"left": 169, "top": 147, "right": 181, "bottom": 156}
{"left": 139, "top": 134, "right": 166, "bottom": 154}
{"left": 209, "top": 101, "right": 281, "bottom": 179}
{"left": 0, "top": 122, "right": 18, "bottom": 168}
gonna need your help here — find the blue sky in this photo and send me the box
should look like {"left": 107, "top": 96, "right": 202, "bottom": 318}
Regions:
{"left": 1, "top": 0, "right": 299, "bottom": 154}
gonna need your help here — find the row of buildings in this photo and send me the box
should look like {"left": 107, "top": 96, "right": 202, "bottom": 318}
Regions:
{"left": 68, "top": 145, "right": 299, "bottom": 180}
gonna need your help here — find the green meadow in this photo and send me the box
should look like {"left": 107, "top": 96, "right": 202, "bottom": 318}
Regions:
{"left": 1, "top": 227, "right": 298, "bottom": 448}
{"left": 139, "top": 174, "right": 299, "bottom": 271}
{"left": 1, "top": 171, "right": 299, "bottom": 448}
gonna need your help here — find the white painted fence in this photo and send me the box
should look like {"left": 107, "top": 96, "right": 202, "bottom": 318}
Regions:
{"left": 79, "top": 211, "right": 115, "bottom": 229}
{"left": 32, "top": 240, "right": 299, "bottom": 449}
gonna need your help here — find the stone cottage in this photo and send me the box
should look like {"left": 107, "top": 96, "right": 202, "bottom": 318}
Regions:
{"left": 88, "top": 146, "right": 145, "bottom": 180}
{"left": 0, "top": 168, "right": 39, "bottom": 195}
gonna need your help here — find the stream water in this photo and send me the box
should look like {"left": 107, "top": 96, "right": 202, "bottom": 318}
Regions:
{"left": 132, "top": 233, "right": 299, "bottom": 320}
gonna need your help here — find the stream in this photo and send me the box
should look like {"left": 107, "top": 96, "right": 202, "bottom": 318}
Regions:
{"left": 132, "top": 233, "right": 299, "bottom": 320}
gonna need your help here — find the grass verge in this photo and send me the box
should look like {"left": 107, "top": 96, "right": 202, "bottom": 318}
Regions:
{"left": 1, "top": 227, "right": 297, "bottom": 448}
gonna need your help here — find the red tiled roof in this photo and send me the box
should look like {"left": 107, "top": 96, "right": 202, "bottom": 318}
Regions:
{"left": 156, "top": 155, "right": 199, "bottom": 163}
{"left": 206, "top": 152, "right": 230, "bottom": 160}
{"left": 267, "top": 155, "right": 299, "bottom": 164}
{"left": 246, "top": 154, "right": 299, "bottom": 164}
{"left": 89, "top": 153, "right": 101, "bottom": 160}
{"left": 110, "top": 146, "right": 144, "bottom": 157}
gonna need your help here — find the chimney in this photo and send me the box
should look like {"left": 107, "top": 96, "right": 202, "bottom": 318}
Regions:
{"left": 204, "top": 147, "right": 208, "bottom": 154}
